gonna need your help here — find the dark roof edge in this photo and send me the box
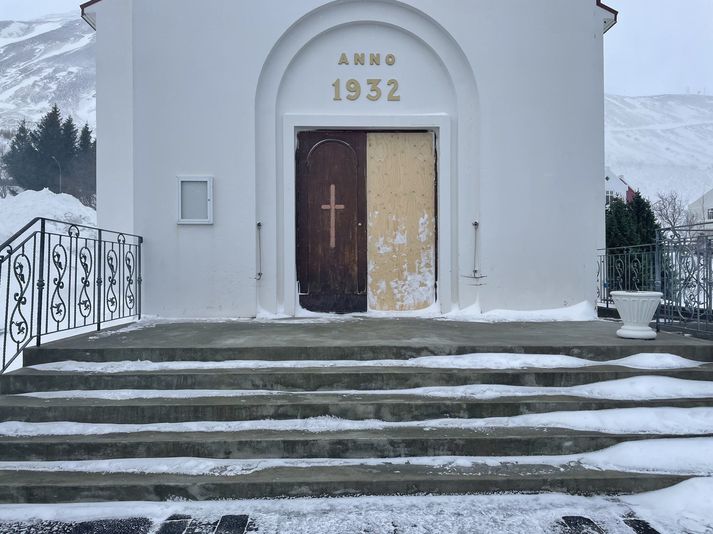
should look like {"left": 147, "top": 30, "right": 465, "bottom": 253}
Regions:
{"left": 80, "top": 0, "right": 102, "bottom": 30}
{"left": 597, "top": 1, "right": 619, "bottom": 33}
{"left": 79, "top": 1, "right": 619, "bottom": 33}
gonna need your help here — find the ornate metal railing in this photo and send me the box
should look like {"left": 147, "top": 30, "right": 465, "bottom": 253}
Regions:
{"left": 1, "top": 218, "right": 142, "bottom": 373}
{"left": 597, "top": 223, "right": 713, "bottom": 338}
{"left": 658, "top": 224, "right": 713, "bottom": 336}
{"left": 596, "top": 244, "right": 657, "bottom": 306}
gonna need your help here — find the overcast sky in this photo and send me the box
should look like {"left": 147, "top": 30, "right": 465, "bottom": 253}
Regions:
{"left": 604, "top": 0, "right": 713, "bottom": 96}
{"left": 1, "top": 0, "right": 712, "bottom": 97}
{"left": 1, "top": 0, "right": 79, "bottom": 20}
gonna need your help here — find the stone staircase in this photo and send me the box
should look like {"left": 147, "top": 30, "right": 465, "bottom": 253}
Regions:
{"left": 1, "top": 324, "right": 712, "bottom": 504}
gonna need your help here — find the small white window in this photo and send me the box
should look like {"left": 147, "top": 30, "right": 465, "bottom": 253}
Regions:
{"left": 177, "top": 176, "right": 213, "bottom": 224}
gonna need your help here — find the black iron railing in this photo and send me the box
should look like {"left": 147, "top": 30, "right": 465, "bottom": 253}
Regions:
{"left": 1, "top": 218, "right": 143, "bottom": 373}
{"left": 597, "top": 223, "right": 713, "bottom": 338}
{"left": 597, "top": 244, "right": 657, "bottom": 306}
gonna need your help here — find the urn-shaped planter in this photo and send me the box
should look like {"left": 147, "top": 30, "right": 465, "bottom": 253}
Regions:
{"left": 610, "top": 291, "right": 663, "bottom": 340}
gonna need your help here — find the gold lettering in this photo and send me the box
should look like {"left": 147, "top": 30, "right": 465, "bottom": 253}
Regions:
{"left": 354, "top": 53, "right": 365, "bottom": 66}
{"left": 338, "top": 53, "right": 349, "bottom": 65}
{"left": 366, "top": 79, "right": 382, "bottom": 101}
{"left": 332, "top": 79, "right": 342, "bottom": 100}
{"left": 385, "top": 53, "right": 396, "bottom": 66}
{"left": 346, "top": 79, "right": 361, "bottom": 101}
{"left": 387, "top": 79, "right": 400, "bottom": 101}
{"left": 369, "top": 53, "right": 380, "bottom": 65}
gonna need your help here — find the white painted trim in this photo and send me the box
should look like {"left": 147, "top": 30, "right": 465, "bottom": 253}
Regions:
{"left": 177, "top": 175, "right": 214, "bottom": 225}
{"left": 281, "top": 113, "right": 452, "bottom": 316}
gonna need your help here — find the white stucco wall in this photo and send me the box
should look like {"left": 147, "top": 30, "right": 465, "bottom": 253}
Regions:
{"left": 94, "top": 0, "right": 134, "bottom": 233}
{"left": 91, "top": 0, "right": 610, "bottom": 317}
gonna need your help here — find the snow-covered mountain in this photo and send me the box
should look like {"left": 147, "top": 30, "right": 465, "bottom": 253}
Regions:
{"left": 0, "top": 13, "right": 712, "bottom": 204}
{"left": 605, "top": 94, "right": 713, "bottom": 203}
{"left": 0, "top": 11, "right": 95, "bottom": 132}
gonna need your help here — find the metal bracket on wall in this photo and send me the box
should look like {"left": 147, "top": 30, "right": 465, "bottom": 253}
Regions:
{"left": 255, "top": 222, "right": 263, "bottom": 281}
{"left": 464, "top": 220, "right": 487, "bottom": 285}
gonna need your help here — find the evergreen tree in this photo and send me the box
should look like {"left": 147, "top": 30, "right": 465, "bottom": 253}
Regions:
{"left": 77, "top": 123, "right": 92, "bottom": 154}
{"left": 2, "top": 106, "right": 97, "bottom": 206}
{"left": 60, "top": 116, "right": 78, "bottom": 163}
{"left": 1, "top": 121, "right": 41, "bottom": 190}
{"left": 606, "top": 192, "right": 660, "bottom": 249}
{"left": 30, "top": 104, "right": 64, "bottom": 193}
{"left": 606, "top": 198, "right": 637, "bottom": 249}
{"left": 629, "top": 191, "right": 659, "bottom": 244}
{"left": 69, "top": 123, "right": 97, "bottom": 206}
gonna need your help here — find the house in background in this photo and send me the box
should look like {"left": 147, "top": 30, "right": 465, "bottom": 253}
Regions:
{"left": 82, "top": 0, "right": 617, "bottom": 317}
{"left": 605, "top": 167, "right": 636, "bottom": 206}
{"left": 688, "top": 188, "right": 713, "bottom": 224}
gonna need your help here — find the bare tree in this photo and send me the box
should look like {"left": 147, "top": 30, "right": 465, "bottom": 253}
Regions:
{"left": 654, "top": 191, "right": 697, "bottom": 238}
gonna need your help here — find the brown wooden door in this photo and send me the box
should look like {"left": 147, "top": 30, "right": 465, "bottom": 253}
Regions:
{"left": 296, "top": 131, "right": 367, "bottom": 313}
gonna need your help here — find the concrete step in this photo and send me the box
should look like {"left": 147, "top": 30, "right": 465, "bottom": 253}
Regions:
{"left": 2, "top": 427, "right": 704, "bottom": 461}
{"left": 21, "top": 319, "right": 713, "bottom": 366}
{"left": 4, "top": 366, "right": 713, "bottom": 394}
{"left": 0, "top": 463, "right": 690, "bottom": 503}
{"left": 2, "top": 393, "right": 712, "bottom": 423}
{"left": 23, "top": 344, "right": 713, "bottom": 365}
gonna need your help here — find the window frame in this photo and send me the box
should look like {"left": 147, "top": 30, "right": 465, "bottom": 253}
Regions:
{"left": 177, "top": 176, "right": 214, "bottom": 225}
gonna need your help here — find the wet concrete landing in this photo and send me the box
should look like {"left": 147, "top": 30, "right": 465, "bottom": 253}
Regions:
{"left": 24, "top": 318, "right": 713, "bottom": 363}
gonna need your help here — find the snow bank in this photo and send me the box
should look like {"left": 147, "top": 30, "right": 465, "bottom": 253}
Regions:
{"left": 1, "top": 437, "right": 711, "bottom": 477}
{"left": 444, "top": 300, "right": 597, "bottom": 322}
{"left": 89, "top": 300, "right": 597, "bottom": 329}
{"left": 0, "top": 188, "right": 96, "bottom": 244}
{"left": 624, "top": 477, "right": 713, "bottom": 533}
{"left": 20, "top": 376, "right": 713, "bottom": 401}
{"left": 28, "top": 352, "right": 705, "bottom": 373}
{"left": 2, "top": 407, "right": 713, "bottom": 437}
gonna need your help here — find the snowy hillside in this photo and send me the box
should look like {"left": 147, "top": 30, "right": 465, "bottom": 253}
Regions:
{"left": 605, "top": 94, "right": 713, "bottom": 203}
{"left": 0, "top": 12, "right": 95, "bottom": 131}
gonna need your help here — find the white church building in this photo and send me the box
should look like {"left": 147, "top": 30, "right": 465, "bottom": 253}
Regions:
{"left": 81, "top": 0, "right": 617, "bottom": 318}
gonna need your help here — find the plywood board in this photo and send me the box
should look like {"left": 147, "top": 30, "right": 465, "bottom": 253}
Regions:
{"left": 367, "top": 132, "right": 436, "bottom": 311}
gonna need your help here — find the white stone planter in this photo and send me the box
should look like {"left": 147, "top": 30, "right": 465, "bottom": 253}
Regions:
{"left": 610, "top": 291, "right": 663, "bottom": 340}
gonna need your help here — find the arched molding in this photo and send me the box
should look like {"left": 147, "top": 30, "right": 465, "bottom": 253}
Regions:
{"left": 255, "top": 0, "right": 480, "bottom": 315}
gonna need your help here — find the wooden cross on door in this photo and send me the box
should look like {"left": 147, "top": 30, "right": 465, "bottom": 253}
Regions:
{"left": 321, "top": 184, "right": 345, "bottom": 249}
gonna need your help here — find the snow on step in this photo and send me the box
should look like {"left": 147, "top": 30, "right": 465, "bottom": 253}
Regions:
{"left": 25, "top": 352, "right": 706, "bottom": 372}
{"left": 2, "top": 407, "right": 713, "bottom": 437}
{"left": 14, "top": 376, "right": 713, "bottom": 401}
{"left": 0, "top": 437, "right": 711, "bottom": 477}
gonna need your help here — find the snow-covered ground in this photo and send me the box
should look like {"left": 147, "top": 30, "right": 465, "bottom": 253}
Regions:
{"left": 605, "top": 94, "right": 713, "bottom": 203}
{"left": 0, "top": 188, "right": 96, "bottom": 244}
{"left": 0, "top": 12, "right": 95, "bottom": 131}
{"left": 0, "top": 479, "right": 711, "bottom": 533}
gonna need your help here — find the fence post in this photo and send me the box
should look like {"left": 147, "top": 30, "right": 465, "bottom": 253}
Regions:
{"left": 96, "top": 229, "right": 103, "bottom": 332}
{"left": 137, "top": 237, "right": 143, "bottom": 320}
{"left": 655, "top": 229, "right": 662, "bottom": 332}
{"left": 35, "top": 219, "right": 46, "bottom": 347}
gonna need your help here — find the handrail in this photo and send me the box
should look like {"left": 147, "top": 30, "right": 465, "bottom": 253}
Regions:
{"left": 0, "top": 217, "right": 42, "bottom": 252}
{"left": 1, "top": 218, "right": 143, "bottom": 373}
